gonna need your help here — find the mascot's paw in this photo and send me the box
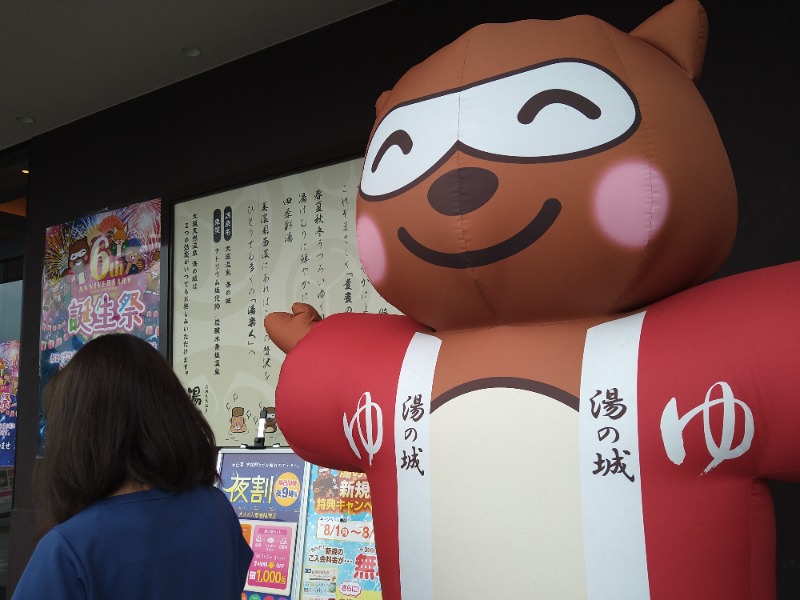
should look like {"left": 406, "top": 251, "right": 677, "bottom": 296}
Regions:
{"left": 264, "top": 302, "right": 322, "bottom": 353}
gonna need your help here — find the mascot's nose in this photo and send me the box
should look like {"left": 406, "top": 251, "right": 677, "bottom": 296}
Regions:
{"left": 427, "top": 167, "right": 499, "bottom": 216}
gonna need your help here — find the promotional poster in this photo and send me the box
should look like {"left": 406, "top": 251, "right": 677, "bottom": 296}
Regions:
{"left": 218, "top": 449, "right": 311, "bottom": 600}
{"left": 39, "top": 198, "right": 162, "bottom": 446}
{"left": 300, "top": 466, "right": 382, "bottom": 600}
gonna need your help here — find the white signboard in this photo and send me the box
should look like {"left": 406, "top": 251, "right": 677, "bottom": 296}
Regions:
{"left": 172, "top": 158, "right": 397, "bottom": 446}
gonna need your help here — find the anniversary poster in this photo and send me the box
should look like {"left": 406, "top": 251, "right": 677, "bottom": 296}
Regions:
{"left": 172, "top": 158, "right": 398, "bottom": 446}
{"left": 39, "top": 199, "right": 162, "bottom": 443}
{"left": 0, "top": 340, "right": 19, "bottom": 467}
{"left": 300, "top": 466, "right": 382, "bottom": 600}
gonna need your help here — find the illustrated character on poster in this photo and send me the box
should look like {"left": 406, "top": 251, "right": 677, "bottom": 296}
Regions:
{"left": 313, "top": 466, "right": 338, "bottom": 499}
{"left": 97, "top": 215, "right": 124, "bottom": 254}
{"left": 123, "top": 239, "right": 145, "bottom": 275}
{"left": 61, "top": 237, "right": 90, "bottom": 285}
{"left": 229, "top": 407, "right": 248, "bottom": 434}
{"left": 262, "top": 405, "right": 277, "bottom": 434}
{"left": 265, "top": 1, "right": 800, "bottom": 599}
{"left": 106, "top": 219, "right": 130, "bottom": 258}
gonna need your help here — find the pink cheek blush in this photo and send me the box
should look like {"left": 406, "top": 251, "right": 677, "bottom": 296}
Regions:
{"left": 357, "top": 214, "right": 388, "bottom": 286}
{"left": 592, "top": 160, "right": 670, "bottom": 249}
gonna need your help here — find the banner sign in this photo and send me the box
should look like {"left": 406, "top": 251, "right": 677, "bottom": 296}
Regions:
{"left": 39, "top": 198, "right": 162, "bottom": 445}
{"left": 300, "top": 465, "right": 383, "bottom": 600}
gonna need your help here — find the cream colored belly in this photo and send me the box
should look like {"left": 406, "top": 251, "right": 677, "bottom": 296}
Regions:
{"left": 429, "top": 387, "right": 586, "bottom": 600}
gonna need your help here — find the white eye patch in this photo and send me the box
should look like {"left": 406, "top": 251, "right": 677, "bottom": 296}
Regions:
{"left": 361, "top": 60, "right": 640, "bottom": 200}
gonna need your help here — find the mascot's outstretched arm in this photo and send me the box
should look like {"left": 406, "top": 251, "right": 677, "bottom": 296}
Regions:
{"left": 265, "top": 308, "right": 430, "bottom": 474}
{"left": 263, "top": 302, "right": 321, "bottom": 353}
{"left": 626, "top": 260, "right": 800, "bottom": 599}
{"left": 640, "top": 261, "right": 800, "bottom": 482}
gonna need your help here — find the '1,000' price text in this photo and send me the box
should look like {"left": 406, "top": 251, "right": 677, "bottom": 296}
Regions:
{"left": 251, "top": 569, "right": 287, "bottom": 586}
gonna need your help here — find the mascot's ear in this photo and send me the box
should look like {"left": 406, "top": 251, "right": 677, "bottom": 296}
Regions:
{"left": 375, "top": 90, "right": 391, "bottom": 116}
{"left": 631, "top": 0, "right": 708, "bottom": 80}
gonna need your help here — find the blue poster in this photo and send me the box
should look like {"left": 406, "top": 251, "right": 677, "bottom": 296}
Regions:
{"left": 218, "top": 448, "right": 310, "bottom": 600}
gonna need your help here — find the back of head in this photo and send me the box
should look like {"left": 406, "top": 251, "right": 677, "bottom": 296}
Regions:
{"left": 38, "top": 333, "right": 218, "bottom": 529}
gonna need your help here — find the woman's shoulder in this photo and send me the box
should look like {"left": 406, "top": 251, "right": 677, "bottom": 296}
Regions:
{"left": 49, "top": 486, "right": 233, "bottom": 548}
{"left": 176, "top": 483, "right": 230, "bottom": 504}
{"left": 184, "top": 484, "right": 238, "bottom": 516}
{"left": 154, "top": 484, "right": 236, "bottom": 518}
{"left": 35, "top": 525, "right": 72, "bottom": 552}
{"left": 61, "top": 486, "right": 223, "bottom": 525}
{"left": 29, "top": 520, "right": 88, "bottom": 570}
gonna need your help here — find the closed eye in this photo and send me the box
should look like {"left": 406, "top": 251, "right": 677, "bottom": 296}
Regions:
{"left": 360, "top": 60, "right": 639, "bottom": 200}
{"left": 517, "top": 89, "right": 601, "bottom": 125}
{"left": 371, "top": 129, "right": 414, "bottom": 173}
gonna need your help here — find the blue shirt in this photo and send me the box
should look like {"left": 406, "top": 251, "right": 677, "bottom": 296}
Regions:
{"left": 13, "top": 486, "right": 253, "bottom": 599}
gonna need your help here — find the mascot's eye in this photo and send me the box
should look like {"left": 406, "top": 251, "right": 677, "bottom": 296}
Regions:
{"left": 517, "top": 89, "right": 601, "bottom": 125}
{"left": 360, "top": 60, "right": 638, "bottom": 201}
{"left": 458, "top": 61, "right": 638, "bottom": 161}
{"left": 362, "top": 92, "right": 460, "bottom": 200}
{"left": 371, "top": 130, "right": 414, "bottom": 173}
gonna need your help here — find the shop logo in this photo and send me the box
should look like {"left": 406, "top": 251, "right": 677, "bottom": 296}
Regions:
{"left": 344, "top": 391, "right": 383, "bottom": 465}
{"left": 660, "top": 381, "right": 754, "bottom": 473}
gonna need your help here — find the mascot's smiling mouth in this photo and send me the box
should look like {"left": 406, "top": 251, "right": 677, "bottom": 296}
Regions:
{"left": 397, "top": 197, "right": 561, "bottom": 269}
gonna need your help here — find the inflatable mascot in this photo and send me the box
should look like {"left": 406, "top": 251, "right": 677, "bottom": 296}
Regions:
{"left": 265, "top": 1, "right": 800, "bottom": 598}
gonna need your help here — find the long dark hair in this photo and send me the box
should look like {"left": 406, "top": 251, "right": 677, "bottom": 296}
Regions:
{"left": 36, "top": 333, "right": 218, "bottom": 531}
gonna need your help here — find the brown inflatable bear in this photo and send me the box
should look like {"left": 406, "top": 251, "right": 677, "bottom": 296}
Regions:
{"left": 266, "top": 2, "right": 800, "bottom": 598}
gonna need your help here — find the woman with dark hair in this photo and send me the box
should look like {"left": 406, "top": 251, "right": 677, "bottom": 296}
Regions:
{"left": 13, "top": 333, "right": 253, "bottom": 599}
